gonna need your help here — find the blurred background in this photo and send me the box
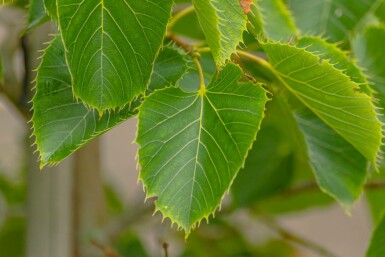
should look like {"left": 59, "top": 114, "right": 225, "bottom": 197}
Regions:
{"left": 0, "top": 2, "right": 381, "bottom": 257}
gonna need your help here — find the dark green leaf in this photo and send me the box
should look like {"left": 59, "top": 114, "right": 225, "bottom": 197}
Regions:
{"left": 32, "top": 36, "right": 189, "bottom": 167}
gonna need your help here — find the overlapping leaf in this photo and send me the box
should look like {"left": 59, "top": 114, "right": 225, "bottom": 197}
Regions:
{"left": 192, "top": 0, "right": 247, "bottom": 65}
{"left": 137, "top": 63, "right": 268, "bottom": 234}
{"left": 56, "top": 0, "right": 173, "bottom": 111}
{"left": 27, "top": 0, "right": 49, "bottom": 31}
{"left": 353, "top": 26, "right": 385, "bottom": 99}
{"left": 261, "top": 42, "right": 382, "bottom": 168}
{"left": 43, "top": 0, "right": 57, "bottom": 20}
{"left": 248, "top": 0, "right": 297, "bottom": 41}
{"left": 287, "top": 0, "right": 384, "bottom": 42}
{"left": 32, "top": 36, "right": 189, "bottom": 167}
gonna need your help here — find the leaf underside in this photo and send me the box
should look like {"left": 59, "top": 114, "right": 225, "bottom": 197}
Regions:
{"left": 56, "top": 0, "right": 173, "bottom": 111}
{"left": 261, "top": 42, "right": 382, "bottom": 167}
{"left": 137, "top": 63, "right": 268, "bottom": 234}
{"left": 192, "top": 0, "right": 247, "bottom": 65}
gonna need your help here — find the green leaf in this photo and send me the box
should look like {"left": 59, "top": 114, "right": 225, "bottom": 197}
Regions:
{"left": 43, "top": 0, "right": 57, "bottom": 20}
{"left": 248, "top": 0, "right": 298, "bottom": 41}
{"left": 27, "top": 0, "right": 49, "bottom": 31}
{"left": 353, "top": 26, "right": 385, "bottom": 99}
{"left": 295, "top": 107, "right": 367, "bottom": 208}
{"left": 148, "top": 45, "right": 191, "bottom": 93}
{"left": 32, "top": 36, "right": 189, "bottom": 167}
{"left": 0, "top": 217, "right": 25, "bottom": 257}
{"left": 231, "top": 100, "right": 295, "bottom": 207}
{"left": 192, "top": 0, "right": 247, "bottom": 65}
{"left": 56, "top": 0, "right": 173, "bottom": 111}
{"left": 375, "top": 1, "right": 385, "bottom": 23}
{"left": 32, "top": 36, "right": 135, "bottom": 166}
{"left": 367, "top": 213, "right": 385, "bottom": 257}
{"left": 137, "top": 63, "right": 268, "bottom": 234}
{"left": 297, "top": 36, "right": 371, "bottom": 94}
{"left": 287, "top": 0, "right": 384, "bottom": 43}
{"left": 261, "top": 42, "right": 382, "bottom": 168}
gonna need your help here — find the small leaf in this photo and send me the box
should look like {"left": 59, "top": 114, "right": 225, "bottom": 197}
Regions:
{"left": 192, "top": 0, "right": 247, "bottom": 65}
{"left": 43, "top": 0, "right": 57, "bottom": 20}
{"left": 27, "top": 0, "right": 49, "bottom": 31}
{"left": 249, "top": 0, "right": 298, "bottom": 41}
{"left": 56, "top": 0, "right": 173, "bottom": 111}
{"left": 261, "top": 42, "right": 382, "bottom": 168}
{"left": 366, "top": 213, "right": 385, "bottom": 257}
{"left": 137, "top": 63, "right": 268, "bottom": 234}
{"left": 287, "top": 0, "right": 384, "bottom": 43}
{"left": 32, "top": 37, "right": 189, "bottom": 167}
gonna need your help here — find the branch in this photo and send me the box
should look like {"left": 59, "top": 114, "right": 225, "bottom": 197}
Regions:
{"left": 162, "top": 242, "right": 169, "bottom": 257}
{"left": 91, "top": 240, "right": 124, "bottom": 257}
{"left": 261, "top": 216, "right": 340, "bottom": 257}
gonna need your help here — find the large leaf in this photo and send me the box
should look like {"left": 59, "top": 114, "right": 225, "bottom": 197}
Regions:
{"left": 56, "top": 0, "right": 173, "bottom": 111}
{"left": 32, "top": 36, "right": 189, "bottom": 167}
{"left": 261, "top": 42, "right": 382, "bottom": 167}
{"left": 294, "top": 107, "right": 367, "bottom": 208}
{"left": 287, "top": 0, "right": 384, "bottom": 43}
{"left": 137, "top": 63, "right": 268, "bottom": 234}
{"left": 231, "top": 99, "right": 295, "bottom": 207}
{"left": 248, "top": 0, "right": 298, "bottom": 41}
{"left": 366, "top": 213, "right": 385, "bottom": 257}
{"left": 192, "top": 0, "right": 247, "bottom": 65}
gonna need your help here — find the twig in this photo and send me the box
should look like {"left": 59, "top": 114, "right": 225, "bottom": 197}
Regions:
{"left": 168, "top": 5, "right": 195, "bottom": 29}
{"left": 162, "top": 242, "right": 169, "bottom": 257}
{"left": 91, "top": 240, "right": 124, "bottom": 257}
{"left": 279, "top": 181, "right": 385, "bottom": 198}
{"left": 261, "top": 216, "right": 340, "bottom": 257}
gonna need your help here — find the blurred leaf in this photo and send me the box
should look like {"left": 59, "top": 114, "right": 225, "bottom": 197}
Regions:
{"left": 104, "top": 184, "right": 124, "bottom": 216}
{"left": 249, "top": 0, "right": 298, "bottom": 41}
{"left": 115, "top": 233, "right": 150, "bottom": 257}
{"left": 366, "top": 213, "right": 385, "bottom": 257}
{"left": 27, "top": 0, "right": 49, "bottom": 31}
{"left": 171, "top": 10, "right": 205, "bottom": 40}
{"left": 0, "top": 175, "right": 25, "bottom": 205}
{"left": 0, "top": 217, "right": 25, "bottom": 257}
{"left": 375, "top": 1, "right": 385, "bottom": 22}
{"left": 287, "top": 0, "right": 384, "bottom": 43}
